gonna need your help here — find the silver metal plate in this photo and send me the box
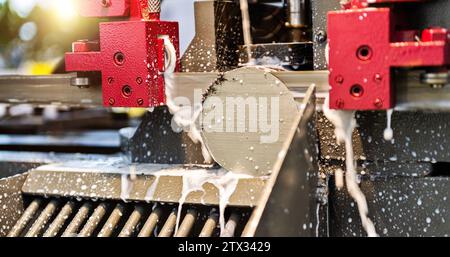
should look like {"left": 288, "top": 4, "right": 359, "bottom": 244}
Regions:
{"left": 201, "top": 67, "right": 300, "bottom": 176}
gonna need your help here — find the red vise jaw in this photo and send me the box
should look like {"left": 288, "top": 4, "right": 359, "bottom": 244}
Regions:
{"left": 328, "top": 4, "right": 450, "bottom": 110}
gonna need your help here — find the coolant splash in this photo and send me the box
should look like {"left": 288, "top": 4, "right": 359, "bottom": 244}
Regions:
{"left": 335, "top": 168, "right": 344, "bottom": 190}
{"left": 323, "top": 96, "right": 378, "bottom": 237}
{"left": 383, "top": 109, "right": 394, "bottom": 141}
{"left": 120, "top": 164, "right": 137, "bottom": 201}
{"left": 140, "top": 167, "right": 250, "bottom": 236}
{"left": 162, "top": 36, "right": 213, "bottom": 163}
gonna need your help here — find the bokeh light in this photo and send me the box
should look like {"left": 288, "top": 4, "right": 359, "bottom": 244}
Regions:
{"left": 52, "top": 0, "right": 77, "bottom": 22}
{"left": 0, "top": 0, "right": 90, "bottom": 74}
{"left": 19, "top": 21, "right": 37, "bottom": 41}
{"left": 8, "top": 0, "right": 37, "bottom": 18}
{"left": 7, "top": 0, "right": 77, "bottom": 22}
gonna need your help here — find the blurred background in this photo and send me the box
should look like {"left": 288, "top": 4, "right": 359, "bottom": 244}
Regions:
{"left": 0, "top": 0, "right": 195, "bottom": 75}
{"left": 0, "top": 0, "right": 196, "bottom": 151}
{"left": 0, "top": 0, "right": 99, "bottom": 75}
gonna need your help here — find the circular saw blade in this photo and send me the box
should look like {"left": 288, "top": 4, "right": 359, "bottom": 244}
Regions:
{"left": 201, "top": 67, "right": 300, "bottom": 176}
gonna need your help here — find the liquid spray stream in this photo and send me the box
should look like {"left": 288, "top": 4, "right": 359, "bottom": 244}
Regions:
{"left": 323, "top": 96, "right": 378, "bottom": 237}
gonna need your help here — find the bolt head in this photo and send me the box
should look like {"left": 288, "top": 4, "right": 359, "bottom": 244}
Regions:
{"left": 335, "top": 75, "right": 344, "bottom": 84}
{"left": 373, "top": 73, "right": 383, "bottom": 84}
{"left": 315, "top": 31, "right": 327, "bottom": 43}
{"left": 72, "top": 41, "right": 90, "bottom": 53}
{"left": 108, "top": 98, "right": 115, "bottom": 106}
{"left": 336, "top": 99, "right": 345, "bottom": 108}
{"left": 101, "top": 0, "right": 111, "bottom": 7}
{"left": 374, "top": 98, "right": 383, "bottom": 108}
{"left": 137, "top": 98, "right": 144, "bottom": 106}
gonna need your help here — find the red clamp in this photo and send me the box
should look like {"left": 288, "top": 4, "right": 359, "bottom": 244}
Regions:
{"left": 328, "top": 0, "right": 450, "bottom": 110}
{"left": 340, "top": 0, "right": 424, "bottom": 9}
{"left": 65, "top": 0, "right": 180, "bottom": 108}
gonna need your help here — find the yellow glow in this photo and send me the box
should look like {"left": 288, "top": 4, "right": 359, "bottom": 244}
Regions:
{"left": 29, "top": 62, "right": 55, "bottom": 75}
{"left": 52, "top": 0, "right": 77, "bottom": 21}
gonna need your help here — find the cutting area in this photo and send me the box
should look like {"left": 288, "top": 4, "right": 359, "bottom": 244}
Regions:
{"left": 0, "top": 0, "right": 449, "bottom": 238}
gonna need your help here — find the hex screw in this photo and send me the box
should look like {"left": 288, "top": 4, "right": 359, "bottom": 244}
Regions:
{"left": 101, "top": 0, "right": 111, "bottom": 7}
{"left": 373, "top": 98, "right": 383, "bottom": 108}
{"left": 373, "top": 73, "right": 383, "bottom": 84}
{"left": 315, "top": 31, "right": 327, "bottom": 44}
{"left": 335, "top": 75, "right": 344, "bottom": 84}
{"left": 336, "top": 99, "right": 345, "bottom": 108}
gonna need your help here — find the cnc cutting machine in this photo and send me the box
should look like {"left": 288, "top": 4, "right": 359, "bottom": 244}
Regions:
{"left": 0, "top": 0, "right": 449, "bottom": 237}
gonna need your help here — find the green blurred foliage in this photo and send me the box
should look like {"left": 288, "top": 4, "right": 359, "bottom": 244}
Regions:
{"left": 0, "top": 1, "right": 100, "bottom": 70}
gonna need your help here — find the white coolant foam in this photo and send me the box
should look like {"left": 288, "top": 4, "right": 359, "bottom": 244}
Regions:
{"left": 120, "top": 164, "right": 137, "bottom": 201}
{"left": 140, "top": 167, "right": 250, "bottom": 236}
{"left": 335, "top": 168, "right": 344, "bottom": 190}
{"left": 383, "top": 109, "right": 394, "bottom": 141}
{"left": 162, "top": 36, "right": 213, "bottom": 163}
{"left": 323, "top": 96, "right": 378, "bottom": 237}
{"left": 171, "top": 169, "right": 248, "bottom": 236}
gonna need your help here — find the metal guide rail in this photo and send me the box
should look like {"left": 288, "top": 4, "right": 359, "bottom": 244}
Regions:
{"left": 0, "top": 74, "right": 102, "bottom": 107}
{"left": 1, "top": 70, "right": 450, "bottom": 110}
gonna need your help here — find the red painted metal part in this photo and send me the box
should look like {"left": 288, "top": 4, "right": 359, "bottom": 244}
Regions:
{"left": 78, "top": 0, "right": 130, "bottom": 17}
{"left": 328, "top": 3, "right": 450, "bottom": 110}
{"left": 66, "top": 0, "right": 179, "bottom": 108}
{"left": 341, "top": 0, "right": 425, "bottom": 9}
{"left": 78, "top": 0, "right": 160, "bottom": 21}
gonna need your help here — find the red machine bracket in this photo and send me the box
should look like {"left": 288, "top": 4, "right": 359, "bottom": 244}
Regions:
{"left": 328, "top": 0, "right": 450, "bottom": 110}
{"left": 65, "top": 0, "right": 180, "bottom": 108}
